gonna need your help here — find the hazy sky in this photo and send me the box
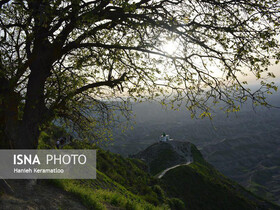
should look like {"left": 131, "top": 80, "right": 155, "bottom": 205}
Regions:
{"left": 162, "top": 40, "right": 280, "bottom": 87}
{"left": 244, "top": 63, "right": 280, "bottom": 85}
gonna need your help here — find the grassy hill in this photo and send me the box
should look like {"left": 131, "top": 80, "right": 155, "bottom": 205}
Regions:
{"left": 34, "top": 130, "right": 280, "bottom": 210}
{"left": 133, "top": 141, "right": 279, "bottom": 210}
{"left": 159, "top": 145, "right": 279, "bottom": 210}
{"left": 48, "top": 141, "right": 172, "bottom": 209}
{"left": 132, "top": 141, "right": 192, "bottom": 175}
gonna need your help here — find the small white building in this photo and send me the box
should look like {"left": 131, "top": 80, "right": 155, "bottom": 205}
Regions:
{"left": 160, "top": 133, "right": 172, "bottom": 142}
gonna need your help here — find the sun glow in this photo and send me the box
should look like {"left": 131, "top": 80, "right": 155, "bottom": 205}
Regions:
{"left": 161, "top": 41, "right": 179, "bottom": 55}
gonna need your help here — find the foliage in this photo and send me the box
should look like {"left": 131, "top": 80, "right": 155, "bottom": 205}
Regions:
{"left": 167, "top": 198, "right": 185, "bottom": 210}
{"left": 37, "top": 131, "right": 53, "bottom": 149}
{"left": 50, "top": 179, "right": 168, "bottom": 210}
{"left": 1, "top": 0, "right": 280, "bottom": 147}
{"left": 49, "top": 179, "right": 106, "bottom": 210}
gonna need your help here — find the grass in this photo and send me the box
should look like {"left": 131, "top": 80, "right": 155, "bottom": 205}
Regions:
{"left": 50, "top": 179, "right": 106, "bottom": 210}
{"left": 40, "top": 136, "right": 170, "bottom": 209}
{"left": 158, "top": 144, "right": 280, "bottom": 210}
{"left": 149, "top": 146, "right": 181, "bottom": 175}
{"left": 160, "top": 165, "right": 259, "bottom": 210}
{"left": 50, "top": 178, "right": 169, "bottom": 210}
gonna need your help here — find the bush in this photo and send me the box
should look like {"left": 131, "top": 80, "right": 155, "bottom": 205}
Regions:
{"left": 168, "top": 198, "right": 185, "bottom": 210}
{"left": 152, "top": 185, "right": 166, "bottom": 201}
{"left": 38, "top": 131, "right": 53, "bottom": 149}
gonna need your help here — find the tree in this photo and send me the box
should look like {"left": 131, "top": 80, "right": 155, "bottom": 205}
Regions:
{"left": 0, "top": 0, "right": 279, "bottom": 149}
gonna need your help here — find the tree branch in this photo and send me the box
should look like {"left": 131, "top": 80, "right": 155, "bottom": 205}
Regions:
{"left": 0, "top": 0, "right": 10, "bottom": 9}
{"left": 51, "top": 72, "right": 127, "bottom": 112}
{"left": 75, "top": 72, "right": 127, "bottom": 95}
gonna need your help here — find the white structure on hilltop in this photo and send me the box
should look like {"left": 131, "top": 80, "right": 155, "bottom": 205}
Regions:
{"left": 159, "top": 133, "right": 172, "bottom": 142}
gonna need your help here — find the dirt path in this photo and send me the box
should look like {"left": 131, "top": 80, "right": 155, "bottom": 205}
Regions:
{"left": 0, "top": 180, "right": 88, "bottom": 210}
{"left": 157, "top": 142, "right": 193, "bottom": 179}
{"left": 157, "top": 161, "right": 192, "bottom": 179}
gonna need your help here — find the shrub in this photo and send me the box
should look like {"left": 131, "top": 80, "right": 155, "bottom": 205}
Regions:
{"left": 168, "top": 198, "right": 185, "bottom": 210}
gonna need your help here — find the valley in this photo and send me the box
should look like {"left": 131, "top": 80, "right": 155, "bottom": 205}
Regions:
{"left": 107, "top": 97, "right": 280, "bottom": 205}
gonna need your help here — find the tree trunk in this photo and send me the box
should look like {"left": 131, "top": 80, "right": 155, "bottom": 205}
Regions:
{"left": 0, "top": 88, "right": 40, "bottom": 149}
{"left": 0, "top": 78, "right": 20, "bottom": 149}
{"left": 1, "top": 57, "right": 52, "bottom": 149}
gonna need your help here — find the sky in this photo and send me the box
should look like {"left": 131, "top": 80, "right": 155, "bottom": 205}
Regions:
{"left": 162, "top": 40, "right": 280, "bottom": 86}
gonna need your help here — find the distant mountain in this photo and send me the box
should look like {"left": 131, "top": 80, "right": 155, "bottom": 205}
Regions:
{"left": 201, "top": 135, "right": 280, "bottom": 205}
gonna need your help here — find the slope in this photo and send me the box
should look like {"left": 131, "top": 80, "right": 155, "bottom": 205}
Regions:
{"left": 134, "top": 141, "right": 280, "bottom": 210}
{"left": 2, "top": 130, "right": 278, "bottom": 210}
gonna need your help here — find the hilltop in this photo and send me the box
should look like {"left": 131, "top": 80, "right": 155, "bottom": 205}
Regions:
{"left": 132, "top": 141, "right": 193, "bottom": 175}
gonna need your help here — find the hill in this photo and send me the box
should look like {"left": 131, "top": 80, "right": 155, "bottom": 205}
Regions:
{"left": 133, "top": 140, "right": 280, "bottom": 210}
{"left": 132, "top": 141, "right": 193, "bottom": 175}
{"left": 1, "top": 136, "right": 279, "bottom": 209}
